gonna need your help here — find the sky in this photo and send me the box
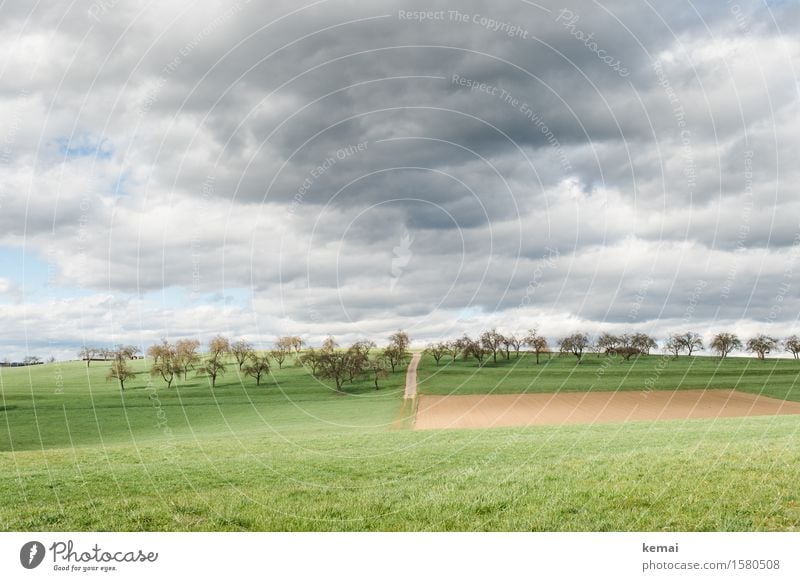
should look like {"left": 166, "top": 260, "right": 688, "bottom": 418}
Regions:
{"left": 1, "top": 0, "right": 799, "bottom": 360}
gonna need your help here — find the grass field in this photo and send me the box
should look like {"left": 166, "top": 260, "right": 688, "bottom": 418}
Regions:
{"left": 1, "top": 353, "right": 800, "bottom": 531}
{"left": 417, "top": 352, "right": 800, "bottom": 402}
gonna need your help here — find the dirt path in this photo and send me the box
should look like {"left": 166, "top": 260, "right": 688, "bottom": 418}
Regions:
{"left": 404, "top": 353, "right": 421, "bottom": 399}
{"left": 414, "top": 389, "right": 800, "bottom": 430}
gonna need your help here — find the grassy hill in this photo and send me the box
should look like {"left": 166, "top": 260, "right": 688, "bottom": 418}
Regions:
{"left": 1, "top": 353, "right": 799, "bottom": 531}
{"left": 417, "top": 352, "right": 800, "bottom": 401}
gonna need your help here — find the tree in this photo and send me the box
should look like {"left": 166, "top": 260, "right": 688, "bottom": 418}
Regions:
{"left": 710, "top": 332, "right": 741, "bottom": 359}
{"left": 344, "top": 343, "right": 370, "bottom": 382}
{"left": 78, "top": 346, "right": 99, "bottom": 367}
{"left": 595, "top": 333, "right": 620, "bottom": 356}
{"left": 676, "top": 332, "right": 704, "bottom": 356}
{"left": 230, "top": 339, "right": 255, "bottom": 371}
{"left": 114, "top": 344, "right": 141, "bottom": 360}
{"left": 317, "top": 350, "right": 351, "bottom": 392}
{"left": 631, "top": 333, "right": 657, "bottom": 355}
{"left": 175, "top": 338, "right": 201, "bottom": 380}
{"left": 449, "top": 338, "right": 467, "bottom": 361}
{"left": 525, "top": 329, "right": 548, "bottom": 364}
{"left": 148, "top": 340, "right": 180, "bottom": 388}
{"left": 352, "top": 340, "right": 376, "bottom": 359}
{"left": 368, "top": 357, "right": 390, "bottom": 389}
{"left": 424, "top": 342, "right": 448, "bottom": 366}
{"left": 270, "top": 348, "right": 289, "bottom": 369}
{"left": 289, "top": 336, "right": 305, "bottom": 354}
{"left": 150, "top": 359, "right": 179, "bottom": 389}
{"left": 746, "top": 334, "right": 777, "bottom": 361}
{"left": 388, "top": 330, "right": 410, "bottom": 365}
{"left": 298, "top": 348, "right": 322, "bottom": 375}
{"left": 147, "top": 340, "right": 173, "bottom": 365}
{"left": 208, "top": 335, "right": 230, "bottom": 363}
{"left": 503, "top": 333, "right": 524, "bottom": 358}
{"left": 383, "top": 345, "right": 404, "bottom": 372}
{"left": 463, "top": 336, "right": 488, "bottom": 366}
{"left": 22, "top": 355, "right": 41, "bottom": 366}
{"left": 617, "top": 346, "right": 641, "bottom": 361}
{"left": 243, "top": 354, "right": 271, "bottom": 386}
{"left": 321, "top": 336, "right": 338, "bottom": 353}
{"left": 480, "top": 329, "right": 504, "bottom": 364}
{"left": 198, "top": 358, "right": 226, "bottom": 388}
{"left": 107, "top": 358, "right": 135, "bottom": 390}
{"left": 388, "top": 330, "right": 410, "bottom": 352}
{"left": 784, "top": 335, "right": 800, "bottom": 360}
{"left": 664, "top": 335, "right": 682, "bottom": 358}
{"left": 559, "top": 333, "right": 589, "bottom": 362}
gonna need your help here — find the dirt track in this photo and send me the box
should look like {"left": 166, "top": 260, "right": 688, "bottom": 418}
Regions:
{"left": 414, "top": 389, "right": 800, "bottom": 430}
{"left": 404, "top": 353, "right": 421, "bottom": 399}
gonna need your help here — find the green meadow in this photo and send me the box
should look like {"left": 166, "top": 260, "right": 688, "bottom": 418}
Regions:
{"left": 1, "top": 353, "right": 799, "bottom": 531}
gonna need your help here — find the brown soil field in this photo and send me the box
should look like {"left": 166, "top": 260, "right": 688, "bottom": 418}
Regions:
{"left": 414, "top": 389, "right": 800, "bottom": 430}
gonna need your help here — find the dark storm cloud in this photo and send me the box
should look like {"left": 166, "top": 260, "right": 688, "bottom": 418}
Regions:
{"left": 1, "top": 0, "right": 799, "bottom": 359}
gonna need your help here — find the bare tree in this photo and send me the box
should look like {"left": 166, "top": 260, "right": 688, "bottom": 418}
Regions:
{"left": 298, "top": 348, "right": 322, "bottom": 375}
{"left": 198, "top": 358, "right": 226, "bottom": 388}
{"left": 559, "top": 333, "right": 589, "bottom": 362}
{"left": 243, "top": 354, "right": 271, "bottom": 386}
{"left": 451, "top": 337, "right": 468, "bottom": 361}
{"left": 271, "top": 335, "right": 301, "bottom": 370}
{"left": 388, "top": 330, "right": 411, "bottom": 364}
{"left": 424, "top": 342, "right": 448, "bottom": 366}
{"left": 746, "top": 334, "right": 777, "bottom": 361}
{"left": 270, "top": 348, "right": 289, "bottom": 369}
{"left": 352, "top": 340, "right": 376, "bottom": 359}
{"left": 208, "top": 335, "right": 230, "bottom": 363}
{"left": 505, "top": 333, "right": 525, "bottom": 358}
{"left": 150, "top": 342, "right": 181, "bottom": 389}
{"left": 321, "top": 336, "right": 338, "bottom": 353}
{"left": 78, "top": 346, "right": 99, "bottom": 367}
{"left": 115, "top": 344, "right": 141, "bottom": 360}
{"left": 175, "top": 339, "right": 201, "bottom": 380}
{"left": 343, "top": 343, "right": 370, "bottom": 382}
{"left": 784, "top": 335, "right": 800, "bottom": 360}
{"left": 595, "top": 333, "right": 620, "bottom": 356}
{"left": 710, "top": 332, "right": 742, "bottom": 359}
{"left": 317, "top": 349, "right": 354, "bottom": 392}
{"left": 631, "top": 333, "right": 657, "bottom": 355}
{"left": 288, "top": 336, "right": 305, "bottom": 353}
{"left": 368, "top": 356, "right": 390, "bottom": 389}
{"left": 480, "top": 329, "right": 504, "bottom": 364}
{"left": 230, "top": 339, "right": 255, "bottom": 371}
{"left": 107, "top": 358, "right": 135, "bottom": 390}
{"left": 383, "top": 345, "right": 404, "bottom": 372}
{"left": 147, "top": 340, "right": 173, "bottom": 365}
{"left": 664, "top": 335, "right": 682, "bottom": 358}
{"left": 524, "top": 329, "right": 549, "bottom": 364}
{"left": 388, "top": 330, "right": 410, "bottom": 352}
{"left": 463, "top": 336, "right": 488, "bottom": 366}
{"left": 676, "top": 332, "right": 704, "bottom": 356}
{"left": 617, "top": 346, "right": 641, "bottom": 361}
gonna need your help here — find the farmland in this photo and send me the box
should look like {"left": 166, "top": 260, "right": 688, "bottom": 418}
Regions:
{"left": 1, "top": 353, "right": 799, "bottom": 531}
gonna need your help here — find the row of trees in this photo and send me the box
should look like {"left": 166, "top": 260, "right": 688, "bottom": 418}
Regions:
{"left": 425, "top": 329, "right": 550, "bottom": 366}
{"left": 97, "top": 332, "right": 411, "bottom": 391}
{"left": 79, "top": 345, "right": 141, "bottom": 366}
{"left": 94, "top": 327, "right": 800, "bottom": 389}
{"left": 299, "top": 331, "right": 410, "bottom": 392}
{"left": 425, "top": 328, "right": 800, "bottom": 366}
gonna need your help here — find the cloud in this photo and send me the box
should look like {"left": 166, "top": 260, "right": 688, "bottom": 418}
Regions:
{"left": 1, "top": 0, "right": 800, "bottom": 358}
